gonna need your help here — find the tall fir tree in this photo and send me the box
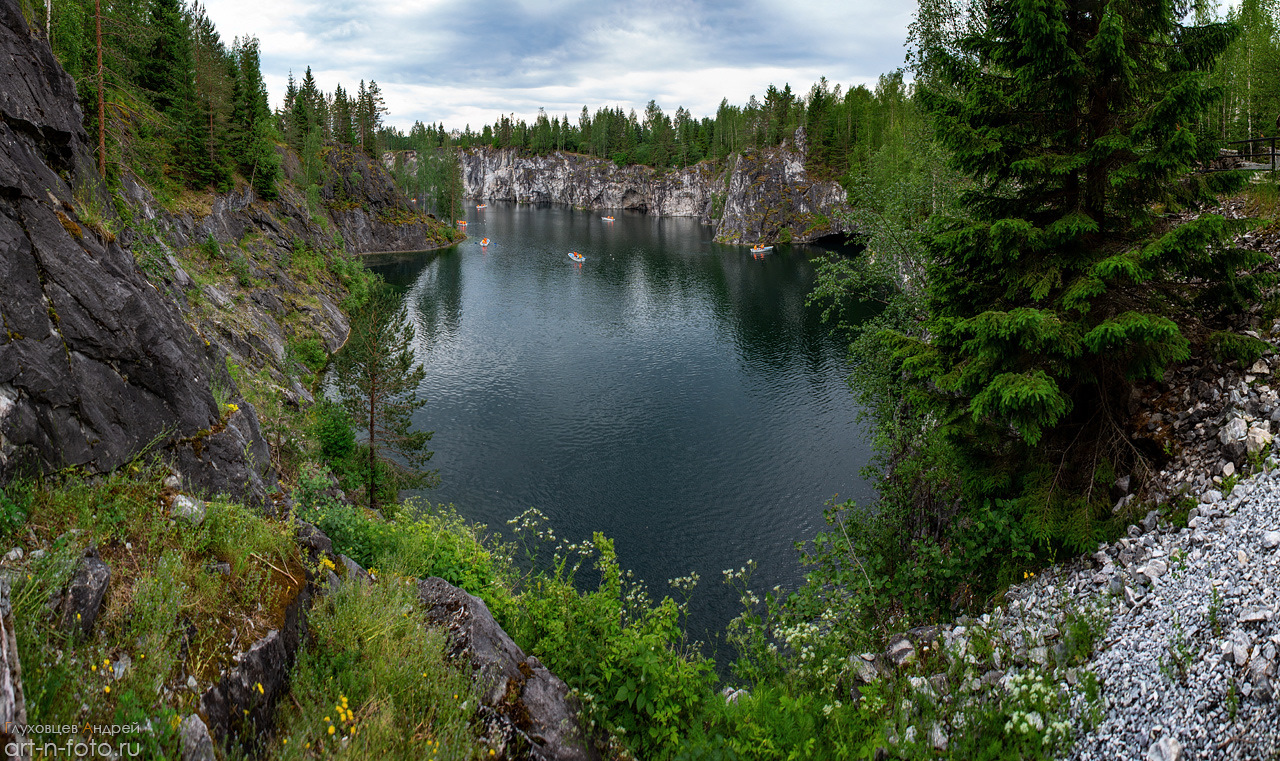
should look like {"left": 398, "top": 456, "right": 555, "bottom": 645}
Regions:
{"left": 138, "top": 0, "right": 202, "bottom": 182}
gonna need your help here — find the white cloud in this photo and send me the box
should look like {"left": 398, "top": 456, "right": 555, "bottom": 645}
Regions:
{"left": 199, "top": 0, "right": 916, "bottom": 130}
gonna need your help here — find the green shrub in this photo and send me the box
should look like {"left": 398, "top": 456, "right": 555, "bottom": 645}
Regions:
{"left": 312, "top": 401, "right": 355, "bottom": 465}
{"left": 200, "top": 233, "right": 221, "bottom": 259}
{"left": 1208, "top": 330, "right": 1269, "bottom": 367}
{"left": 0, "top": 480, "right": 32, "bottom": 542}
{"left": 289, "top": 337, "right": 329, "bottom": 374}
{"left": 300, "top": 499, "right": 505, "bottom": 604}
{"left": 503, "top": 516, "right": 715, "bottom": 758}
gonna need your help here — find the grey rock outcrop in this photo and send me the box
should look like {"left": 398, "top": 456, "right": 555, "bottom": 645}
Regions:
{"left": 0, "top": 0, "right": 272, "bottom": 501}
{"left": 715, "top": 148, "right": 852, "bottom": 245}
{"left": 339, "top": 554, "right": 371, "bottom": 585}
{"left": 418, "top": 576, "right": 596, "bottom": 761}
{"left": 322, "top": 146, "right": 454, "bottom": 253}
{"left": 460, "top": 148, "right": 716, "bottom": 217}
{"left": 199, "top": 624, "right": 299, "bottom": 749}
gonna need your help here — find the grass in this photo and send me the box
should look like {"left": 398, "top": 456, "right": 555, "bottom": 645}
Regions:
{"left": 6, "top": 460, "right": 303, "bottom": 755}
{"left": 2, "top": 459, "right": 495, "bottom": 760}
{"left": 265, "top": 580, "right": 484, "bottom": 760}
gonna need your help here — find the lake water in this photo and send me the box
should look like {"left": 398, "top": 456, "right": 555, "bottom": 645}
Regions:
{"left": 365, "top": 201, "right": 873, "bottom": 652}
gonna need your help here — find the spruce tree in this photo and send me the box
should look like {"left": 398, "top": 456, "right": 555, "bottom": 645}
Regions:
{"left": 229, "top": 36, "right": 279, "bottom": 198}
{"left": 903, "top": 0, "right": 1269, "bottom": 550}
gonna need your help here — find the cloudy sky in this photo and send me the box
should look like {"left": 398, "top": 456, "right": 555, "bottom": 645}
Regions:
{"left": 197, "top": 0, "right": 916, "bottom": 133}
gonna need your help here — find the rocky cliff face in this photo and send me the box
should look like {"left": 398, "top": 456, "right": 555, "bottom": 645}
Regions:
{"left": 319, "top": 145, "right": 458, "bottom": 254}
{"left": 716, "top": 149, "right": 852, "bottom": 246}
{"left": 0, "top": 0, "right": 272, "bottom": 500}
{"left": 459, "top": 148, "right": 717, "bottom": 217}
{"left": 108, "top": 119, "right": 451, "bottom": 425}
{"left": 457, "top": 145, "right": 854, "bottom": 245}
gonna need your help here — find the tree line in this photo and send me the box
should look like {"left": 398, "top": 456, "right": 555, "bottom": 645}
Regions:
{"left": 278, "top": 66, "right": 388, "bottom": 160}
{"left": 378, "top": 75, "right": 917, "bottom": 181}
{"left": 31, "top": 0, "right": 398, "bottom": 202}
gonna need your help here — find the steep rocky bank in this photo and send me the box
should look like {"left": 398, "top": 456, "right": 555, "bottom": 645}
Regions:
{"left": 0, "top": 0, "right": 271, "bottom": 501}
{"left": 456, "top": 145, "right": 854, "bottom": 246}
{"left": 116, "top": 140, "right": 453, "bottom": 394}
{"left": 0, "top": 5, "right": 597, "bottom": 758}
{"left": 0, "top": 0, "right": 454, "bottom": 500}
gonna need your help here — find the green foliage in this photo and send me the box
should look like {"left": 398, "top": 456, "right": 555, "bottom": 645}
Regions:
{"left": 288, "top": 336, "right": 328, "bottom": 375}
{"left": 269, "top": 574, "right": 483, "bottom": 759}
{"left": 1208, "top": 330, "right": 1269, "bottom": 366}
{"left": 947, "top": 671, "right": 1077, "bottom": 760}
{"left": 0, "top": 480, "right": 32, "bottom": 542}
{"left": 502, "top": 513, "right": 715, "bottom": 759}
{"left": 331, "top": 284, "right": 438, "bottom": 513}
{"left": 678, "top": 684, "right": 883, "bottom": 760}
{"left": 299, "top": 490, "right": 502, "bottom": 601}
{"left": 311, "top": 402, "right": 356, "bottom": 470}
{"left": 7, "top": 464, "right": 301, "bottom": 759}
{"left": 848, "top": 0, "right": 1271, "bottom": 609}
{"left": 200, "top": 233, "right": 221, "bottom": 259}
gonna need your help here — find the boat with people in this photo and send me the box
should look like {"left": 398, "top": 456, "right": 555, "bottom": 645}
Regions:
{"left": 458, "top": 220, "right": 467, "bottom": 227}
{"left": 568, "top": 252, "right": 585, "bottom": 263}
{"left": 750, "top": 245, "right": 772, "bottom": 254}
{"left": 481, "top": 238, "right": 490, "bottom": 246}
{"left": 477, "top": 204, "right": 487, "bottom": 209}
{"left": 601, "top": 216, "right": 615, "bottom": 222}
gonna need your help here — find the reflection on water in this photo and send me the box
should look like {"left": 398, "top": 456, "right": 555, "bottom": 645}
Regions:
{"left": 366, "top": 201, "right": 874, "bottom": 650}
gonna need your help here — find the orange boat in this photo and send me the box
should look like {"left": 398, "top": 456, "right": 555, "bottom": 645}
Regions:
{"left": 480, "top": 238, "right": 490, "bottom": 246}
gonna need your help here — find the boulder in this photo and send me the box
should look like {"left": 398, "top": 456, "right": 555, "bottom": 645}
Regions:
{"left": 295, "top": 521, "right": 333, "bottom": 557}
{"left": 1247, "top": 425, "right": 1274, "bottom": 454}
{"left": 200, "top": 570, "right": 313, "bottom": 748}
{"left": 1219, "top": 417, "right": 1248, "bottom": 445}
{"left": 340, "top": 554, "right": 372, "bottom": 585}
{"left": 1146, "top": 736, "right": 1183, "bottom": 761}
{"left": 199, "top": 630, "right": 290, "bottom": 746}
{"left": 179, "top": 715, "right": 215, "bottom": 761}
{"left": 171, "top": 495, "right": 206, "bottom": 526}
{"left": 886, "top": 635, "right": 916, "bottom": 667}
{"left": 418, "top": 576, "right": 596, "bottom": 760}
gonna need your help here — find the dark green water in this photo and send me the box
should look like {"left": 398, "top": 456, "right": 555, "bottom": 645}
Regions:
{"left": 366, "top": 201, "right": 873, "bottom": 648}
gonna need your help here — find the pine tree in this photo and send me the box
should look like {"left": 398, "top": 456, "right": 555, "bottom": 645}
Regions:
{"left": 332, "top": 285, "right": 437, "bottom": 515}
{"left": 904, "top": 0, "right": 1268, "bottom": 549}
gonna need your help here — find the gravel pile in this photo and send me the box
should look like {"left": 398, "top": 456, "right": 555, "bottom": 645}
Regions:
{"left": 1067, "top": 470, "right": 1280, "bottom": 760}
